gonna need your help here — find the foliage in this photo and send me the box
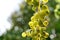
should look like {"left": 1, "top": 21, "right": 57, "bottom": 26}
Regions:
{"left": 0, "top": 0, "right": 60, "bottom": 40}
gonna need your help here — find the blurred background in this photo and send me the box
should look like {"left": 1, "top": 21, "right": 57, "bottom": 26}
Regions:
{"left": 0, "top": 0, "right": 60, "bottom": 40}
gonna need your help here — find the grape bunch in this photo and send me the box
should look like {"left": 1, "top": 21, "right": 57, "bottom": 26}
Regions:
{"left": 22, "top": 0, "right": 50, "bottom": 40}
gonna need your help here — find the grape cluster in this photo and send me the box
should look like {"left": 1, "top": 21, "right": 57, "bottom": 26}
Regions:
{"left": 22, "top": 0, "right": 50, "bottom": 40}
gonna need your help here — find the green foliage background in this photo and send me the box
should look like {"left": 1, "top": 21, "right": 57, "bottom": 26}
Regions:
{"left": 0, "top": 0, "right": 60, "bottom": 40}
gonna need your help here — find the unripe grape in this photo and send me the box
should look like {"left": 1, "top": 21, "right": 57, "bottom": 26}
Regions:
{"left": 28, "top": 21, "right": 33, "bottom": 27}
{"left": 32, "top": 6, "right": 36, "bottom": 11}
{"left": 42, "top": 0, "right": 48, "bottom": 3}
{"left": 26, "top": 32, "right": 31, "bottom": 37}
{"left": 43, "top": 21, "right": 48, "bottom": 26}
{"left": 22, "top": 32, "right": 26, "bottom": 37}
{"left": 25, "top": 0, "right": 33, "bottom": 5}
{"left": 42, "top": 5, "right": 48, "bottom": 10}
{"left": 44, "top": 32, "right": 49, "bottom": 38}
{"left": 54, "top": 4, "right": 60, "bottom": 19}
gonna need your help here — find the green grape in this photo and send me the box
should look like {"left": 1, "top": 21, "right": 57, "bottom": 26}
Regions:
{"left": 35, "top": 0, "right": 39, "bottom": 2}
{"left": 42, "top": 5, "right": 48, "bottom": 10}
{"left": 41, "top": 27, "right": 46, "bottom": 30}
{"left": 54, "top": 4, "right": 60, "bottom": 19}
{"left": 55, "top": 0, "right": 60, "bottom": 3}
{"left": 57, "top": 11, "right": 60, "bottom": 16}
{"left": 43, "top": 32, "right": 49, "bottom": 38}
{"left": 22, "top": 32, "right": 27, "bottom": 37}
{"left": 33, "top": 21, "right": 39, "bottom": 26}
{"left": 25, "top": 0, "right": 33, "bottom": 5}
{"left": 42, "top": 0, "right": 48, "bottom": 3}
{"left": 55, "top": 11, "right": 60, "bottom": 19}
{"left": 43, "top": 21, "right": 49, "bottom": 27}
{"left": 32, "top": 6, "right": 36, "bottom": 11}
{"left": 33, "top": 0, "right": 39, "bottom": 7}
{"left": 26, "top": 31, "right": 31, "bottom": 37}
{"left": 28, "top": 21, "right": 34, "bottom": 27}
{"left": 31, "top": 16, "right": 36, "bottom": 21}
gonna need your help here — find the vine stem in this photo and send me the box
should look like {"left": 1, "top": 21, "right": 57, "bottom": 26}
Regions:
{"left": 39, "top": 0, "right": 42, "bottom": 40}
{"left": 38, "top": 0, "right": 40, "bottom": 12}
{"left": 38, "top": 0, "right": 41, "bottom": 40}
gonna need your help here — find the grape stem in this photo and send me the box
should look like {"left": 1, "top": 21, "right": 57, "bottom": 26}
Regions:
{"left": 38, "top": 0, "right": 40, "bottom": 12}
